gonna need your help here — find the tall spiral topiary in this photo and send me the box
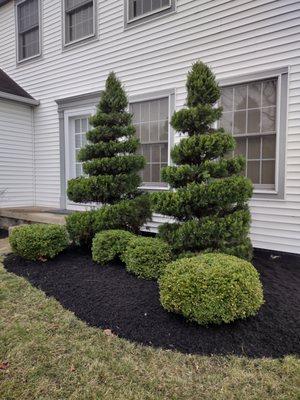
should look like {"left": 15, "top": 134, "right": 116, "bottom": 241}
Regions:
{"left": 67, "top": 72, "right": 146, "bottom": 204}
{"left": 151, "top": 62, "right": 253, "bottom": 260}
{"left": 66, "top": 72, "right": 151, "bottom": 247}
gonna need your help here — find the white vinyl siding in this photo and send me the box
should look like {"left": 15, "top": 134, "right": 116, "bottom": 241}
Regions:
{"left": 1, "top": 0, "right": 300, "bottom": 254}
{"left": 0, "top": 99, "right": 34, "bottom": 207}
{"left": 16, "top": 0, "right": 40, "bottom": 62}
{"left": 64, "top": 0, "right": 95, "bottom": 45}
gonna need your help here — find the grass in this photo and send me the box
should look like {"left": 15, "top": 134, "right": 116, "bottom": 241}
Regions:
{"left": 0, "top": 261, "right": 299, "bottom": 400}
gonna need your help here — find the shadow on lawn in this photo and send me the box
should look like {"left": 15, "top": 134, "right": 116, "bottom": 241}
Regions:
{"left": 3, "top": 247, "right": 300, "bottom": 358}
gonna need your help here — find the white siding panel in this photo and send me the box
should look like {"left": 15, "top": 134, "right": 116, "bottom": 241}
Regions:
{"left": 0, "top": 0, "right": 299, "bottom": 253}
{"left": 0, "top": 99, "right": 34, "bottom": 208}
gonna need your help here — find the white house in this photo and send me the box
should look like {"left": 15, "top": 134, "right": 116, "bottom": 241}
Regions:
{"left": 0, "top": 0, "right": 299, "bottom": 254}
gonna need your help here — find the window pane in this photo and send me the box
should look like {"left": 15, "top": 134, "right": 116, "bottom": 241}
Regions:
{"left": 143, "top": 0, "right": 152, "bottom": 13}
{"left": 262, "top": 80, "right": 276, "bottom": 107}
{"left": 130, "top": 97, "right": 169, "bottom": 184}
{"left": 261, "top": 160, "right": 275, "bottom": 184}
{"left": 262, "top": 107, "right": 276, "bottom": 133}
{"left": 220, "top": 112, "right": 233, "bottom": 134}
{"left": 129, "top": 0, "right": 169, "bottom": 21}
{"left": 247, "top": 109, "right": 261, "bottom": 134}
{"left": 220, "top": 87, "right": 233, "bottom": 111}
{"left": 248, "top": 82, "right": 261, "bottom": 109}
{"left": 66, "top": 1, "right": 93, "bottom": 43}
{"left": 262, "top": 134, "right": 276, "bottom": 159}
{"left": 233, "top": 111, "right": 246, "bottom": 134}
{"left": 248, "top": 136, "right": 261, "bottom": 159}
{"left": 234, "top": 86, "right": 247, "bottom": 110}
{"left": 81, "top": 118, "right": 88, "bottom": 132}
{"left": 247, "top": 161, "right": 260, "bottom": 184}
{"left": 235, "top": 137, "right": 246, "bottom": 157}
{"left": 75, "top": 119, "right": 81, "bottom": 133}
{"left": 18, "top": 0, "right": 39, "bottom": 32}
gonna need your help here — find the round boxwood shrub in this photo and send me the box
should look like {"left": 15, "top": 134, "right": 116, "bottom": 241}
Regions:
{"left": 123, "top": 236, "right": 172, "bottom": 280}
{"left": 92, "top": 229, "right": 135, "bottom": 265}
{"left": 9, "top": 224, "right": 69, "bottom": 261}
{"left": 159, "top": 253, "right": 264, "bottom": 325}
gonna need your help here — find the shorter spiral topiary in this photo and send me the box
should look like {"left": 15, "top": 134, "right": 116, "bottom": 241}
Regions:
{"left": 159, "top": 253, "right": 264, "bottom": 325}
{"left": 9, "top": 224, "right": 69, "bottom": 261}
{"left": 122, "top": 236, "right": 172, "bottom": 280}
{"left": 92, "top": 229, "right": 135, "bottom": 265}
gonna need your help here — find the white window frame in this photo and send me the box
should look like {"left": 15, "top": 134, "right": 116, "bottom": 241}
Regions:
{"left": 62, "top": 0, "right": 97, "bottom": 48}
{"left": 129, "top": 89, "right": 175, "bottom": 191}
{"left": 15, "top": 0, "right": 42, "bottom": 63}
{"left": 219, "top": 67, "right": 288, "bottom": 200}
{"left": 64, "top": 106, "right": 96, "bottom": 210}
{"left": 124, "top": 0, "right": 176, "bottom": 28}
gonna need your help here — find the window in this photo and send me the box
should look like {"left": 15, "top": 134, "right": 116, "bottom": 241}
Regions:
{"left": 74, "top": 116, "right": 89, "bottom": 177}
{"left": 130, "top": 98, "right": 169, "bottom": 187}
{"left": 125, "top": 0, "right": 175, "bottom": 27}
{"left": 16, "top": 0, "right": 41, "bottom": 62}
{"left": 64, "top": 0, "right": 95, "bottom": 45}
{"left": 218, "top": 70, "right": 288, "bottom": 197}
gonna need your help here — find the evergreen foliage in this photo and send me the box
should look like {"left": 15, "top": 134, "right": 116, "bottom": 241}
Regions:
{"left": 159, "top": 253, "right": 264, "bottom": 325}
{"left": 67, "top": 72, "right": 145, "bottom": 204}
{"left": 151, "top": 62, "right": 253, "bottom": 258}
{"left": 66, "top": 72, "right": 151, "bottom": 245}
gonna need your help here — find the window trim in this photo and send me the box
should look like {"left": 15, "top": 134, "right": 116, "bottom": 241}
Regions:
{"left": 124, "top": 0, "right": 176, "bottom": 29}
{"left": 219, "top": 67, "right": 288, "bottom": 200}
{"left": 129, "top": 89, "right": 175, "bottom": 191}
{"left": 15, "top": 0, "right": 42, "bottom": 64}
{"left": 62, "top": 0, "right": 97, "bottom": 49}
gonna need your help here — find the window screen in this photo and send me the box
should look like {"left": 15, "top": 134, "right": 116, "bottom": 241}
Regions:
{"left": 17, "top": 0, "right": 40, "bottom": 61}
{"left": 65, "top": 0, "right": 94, "bottom": 44}
{"left": 219, "top": 78, "right": 277, "bottom": 190}
{"left": 130, "top": 98, "right": 169, "bottom": 186}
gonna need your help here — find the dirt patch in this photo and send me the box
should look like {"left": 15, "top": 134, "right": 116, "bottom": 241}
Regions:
{"left": 3, "top": 248, "right": 300, "bottom": 358}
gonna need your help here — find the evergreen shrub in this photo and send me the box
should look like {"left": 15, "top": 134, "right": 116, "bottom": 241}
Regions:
{"left": 92, "top": 229, "right": 135, "bottom": 265}
{"left": 123, "top": 237, "right": 172, "bottom": 280}
{"left": 151, "top": 62, "right": 253, "bottom": 259}
{"left": 159, "top": 253, "right": 264, "bottom": 325}
{"left": 9, "top": 224, "right": 69, "bottom": 261}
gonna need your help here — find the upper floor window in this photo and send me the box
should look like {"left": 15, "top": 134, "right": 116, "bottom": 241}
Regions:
{"left": 218, "top": 69, "right": 288, "bottom": 198}
{"left": 64, "top": 0, "right": 95, "bottom": 46}
{"left": 130, "top": 97, "right": 170, "bottom": 188}
{"left": 16, "top": 0, "right": 41, "bottom": 62}
{"left": 125, "top": 0, "right": 175, "bottom": 27}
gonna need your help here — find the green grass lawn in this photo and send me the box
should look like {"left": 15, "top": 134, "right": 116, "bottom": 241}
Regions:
{"left": 0, "top": 261, "right": 299, "bottom": 400}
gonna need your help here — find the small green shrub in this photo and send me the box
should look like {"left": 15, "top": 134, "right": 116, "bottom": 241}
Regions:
{"left": 159, "top": 253, "right": 264, "bottom": 325}
{"left": 9, "top": 224, "right": 69, "bottom": 261}
{"left": 92, "top": 230, "right": 135, "bottom": 265}
{"left": 123, "top": 237, "right": 172, "bottom": 280}
{"left": 66, "top": 194, "right": 151, "bottom": 249}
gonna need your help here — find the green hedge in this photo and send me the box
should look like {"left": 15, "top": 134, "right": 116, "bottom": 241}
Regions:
{"left": 122, "top": 236, "right": 172, "bottom": 280}
{"left": 92, "top": 230, "right": 135, "bottom": 265}
{"left": 66, "top": 194, "right": 151, "bottom": 248}
{"left": 159, "top": 253, "right": 264, "bottom": 325}
{"left": 9, "top": 224, "right": 69, "bottom": 261}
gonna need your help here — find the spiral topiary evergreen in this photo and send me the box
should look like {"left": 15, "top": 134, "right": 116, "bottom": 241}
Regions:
{"left": 67, "top": 72, "right": 145, "bottom": 204}
{"left": 66, "top": 72, "right": 151, "bottom": 247}
{"left": 151, "top": 62, "right": 253, "bottom": 259}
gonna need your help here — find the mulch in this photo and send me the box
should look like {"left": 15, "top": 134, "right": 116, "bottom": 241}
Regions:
{"left": 0, "top": 229, "right": 8, "bottom": 239}
{"left": 3, "top": 248, "right": 300, "bottom": 358}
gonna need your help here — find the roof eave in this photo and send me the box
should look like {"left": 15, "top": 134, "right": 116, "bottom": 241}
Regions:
{"left": 0, "top": 90, "right": 40, "bottom": 106}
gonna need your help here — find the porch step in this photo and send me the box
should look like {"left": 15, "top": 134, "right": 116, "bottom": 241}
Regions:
{"left": 0, "top": 207, "right": 68, "bottom": 228}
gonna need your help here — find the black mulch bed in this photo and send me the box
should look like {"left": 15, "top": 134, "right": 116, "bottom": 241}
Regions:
{"left": 0, "top": 229, "right": 8, "bottom": 239}
{"left": 3, "top": 248, "right": 300, "bottom": 358}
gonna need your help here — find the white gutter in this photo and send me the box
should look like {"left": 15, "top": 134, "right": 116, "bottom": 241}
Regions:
{"left": 0, "top": 90, "right": 40, "bottom": 106}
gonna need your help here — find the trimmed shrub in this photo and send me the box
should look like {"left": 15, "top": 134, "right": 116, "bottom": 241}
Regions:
{"left": 151, "top": 61, "right": 253, "bottom": 259}
{"left": 123, "top": 237, "right": 172, "bottom": 280}
{"left": 92, "top": 230, "right": 135, "bottom": 265}
{"left": 159, "top": 253, "right": 264, "bottom": 325}
{"left": 66, "top": 194, "right": 151, "bottom": 248}
{"left": 9, "top": 224, "right": 69, "bottom": 261}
